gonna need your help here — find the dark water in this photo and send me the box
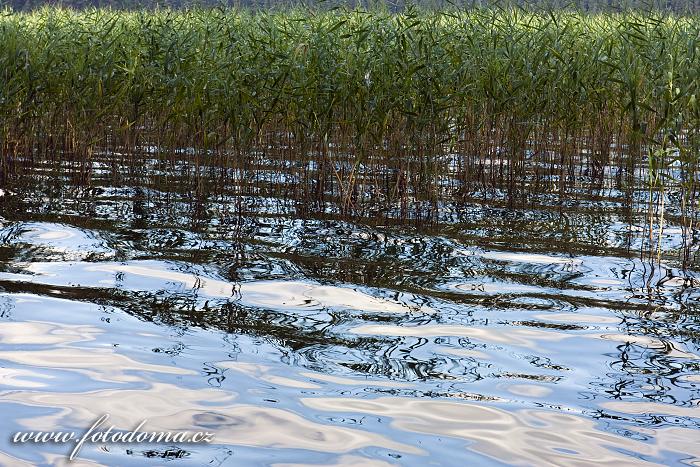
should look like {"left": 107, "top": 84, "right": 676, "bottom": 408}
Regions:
{"left": 0, "top": 159, "right": 699, "bottom": 466}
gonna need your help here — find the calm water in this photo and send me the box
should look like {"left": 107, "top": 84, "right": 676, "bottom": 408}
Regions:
{"left": 0, "top": 159, "right": 699, "bottom": 466}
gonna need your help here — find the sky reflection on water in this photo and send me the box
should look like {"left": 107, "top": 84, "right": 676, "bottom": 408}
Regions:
{"left": 0, "top": 172, "right": 699, "bottom": 466}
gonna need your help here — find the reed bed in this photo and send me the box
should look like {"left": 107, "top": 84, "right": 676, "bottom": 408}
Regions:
{"left": 1, "top": 6, "right": 700, "bottom": 227}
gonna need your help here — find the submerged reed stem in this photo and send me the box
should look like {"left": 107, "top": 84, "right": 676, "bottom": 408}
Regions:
{"left": 1, "top": 6, "right": 699, "bottom": 224}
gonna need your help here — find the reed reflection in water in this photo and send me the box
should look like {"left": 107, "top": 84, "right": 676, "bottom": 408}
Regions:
{"left": 0, "top": 168, "right": 698, "bottom": 466}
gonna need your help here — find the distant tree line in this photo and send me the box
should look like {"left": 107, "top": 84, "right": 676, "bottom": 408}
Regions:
{"left": 2, "top": 0, "right": 700, "bottom": 13}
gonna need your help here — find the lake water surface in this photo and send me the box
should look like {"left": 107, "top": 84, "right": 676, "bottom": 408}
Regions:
{"left": 0, "top": 160, "right": 699, "bottom": 466}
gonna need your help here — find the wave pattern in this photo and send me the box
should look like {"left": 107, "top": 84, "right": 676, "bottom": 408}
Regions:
{"left": 0, "top": 170, "right": 698, "bottom": 466}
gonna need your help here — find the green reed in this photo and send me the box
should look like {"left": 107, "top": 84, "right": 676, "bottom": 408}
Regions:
{"left": 1, "top": 6, "right": 700, "bottom": 220}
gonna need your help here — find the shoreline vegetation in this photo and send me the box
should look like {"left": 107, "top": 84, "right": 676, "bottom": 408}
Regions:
{"left": 1, "top": 6, "right": 699, "bottom": 237}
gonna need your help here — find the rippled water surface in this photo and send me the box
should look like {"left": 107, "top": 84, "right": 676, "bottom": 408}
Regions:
{"left": 0, "top": 163, "right": 699, "bottom": 466}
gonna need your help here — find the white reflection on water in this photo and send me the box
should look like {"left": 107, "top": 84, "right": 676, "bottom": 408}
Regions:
{"left": 350, "top": 323, "right": 572, "bottom": 350}
{"left": 6, "top": 387, "right": 421, "bottom": 456}
{"left": 2, "top": 260, "right": 428, "bottom": 314}
{"left": 0, "top": 222, "right": 115, "bottom": 261}
{"left": 302, "top": 397, "right": 697, "bottom": 466}
{"left": 272, "top": 454, "right": 398, "bottom": 467}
